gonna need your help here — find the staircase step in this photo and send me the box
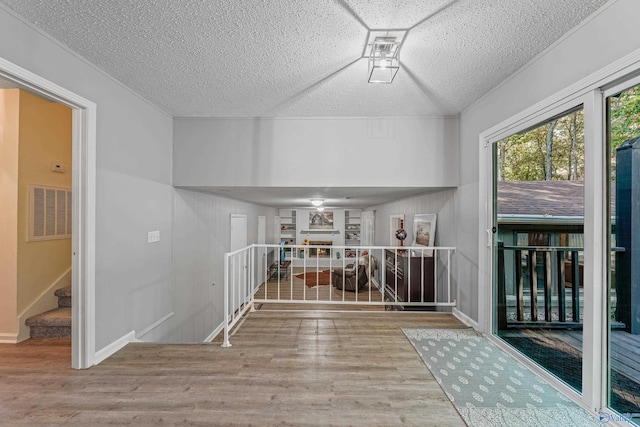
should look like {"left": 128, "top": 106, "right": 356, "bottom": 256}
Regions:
{"left": 55, "top": 286, "right": 71, "bottom": 308}
{"left": 25, "top": 308, "right": 71, "bottom": 339}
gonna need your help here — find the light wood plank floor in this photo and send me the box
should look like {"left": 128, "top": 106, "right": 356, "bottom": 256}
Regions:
{"left": 0, "top": 311, "right": 467, "bottom": 426}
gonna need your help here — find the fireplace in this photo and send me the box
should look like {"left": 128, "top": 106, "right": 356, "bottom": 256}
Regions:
{"left": 308, "top": 240, "right": 332, "bottom": 257}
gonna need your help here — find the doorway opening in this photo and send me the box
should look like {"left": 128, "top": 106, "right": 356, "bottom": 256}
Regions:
{"left": 1, "top": 89, "right": 73, "bottom": 345}
{"left": 0, "top": 57, "right": 96, "bottom": 369}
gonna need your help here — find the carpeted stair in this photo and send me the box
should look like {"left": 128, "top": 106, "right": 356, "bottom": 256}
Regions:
{"left": 25, "top": 287, "right": 71, "bottom": 338}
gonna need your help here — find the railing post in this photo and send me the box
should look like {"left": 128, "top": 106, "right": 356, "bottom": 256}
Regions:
{"left": 572, "top": 251, "right": 580, "bottom": 322}
{"left": 529, "top": 250, "right": 538, "bottom": 321}
{"left": 447, "top": 249, "right": 452, "bottom": 304}
{"left": 433, "top": 248, "right": 438, "bottom": 304}
{"left": 497, "top": 242, "right": 507, "bottom": 330}
{"left": 515, "top": 249, "right": 523, "bottom": 321}
{"left": 222, "top": 252, "right": 232, "bottom": 348}
{"left": 544, "top": 251, "right": 552, "bottom": 322}
{"left": 249, "top": 247, "right": 256, "bottom": 312}
{"left": 557, "top": 250, "right": 566, "bottom": 322}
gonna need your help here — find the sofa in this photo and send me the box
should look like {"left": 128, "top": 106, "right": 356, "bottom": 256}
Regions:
{"left": 332, "top": 263, "right": 369, "bottom": 292}
{"left": 332, "top": 252, "right": 376, "bottom": 292}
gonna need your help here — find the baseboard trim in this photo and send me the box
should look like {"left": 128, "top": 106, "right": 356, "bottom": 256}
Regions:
{"left": 0, "top": 333, "right": 18, "bottom": 344}
{"left": 453, "top": 308, "right": 479, "bottom": 330}
{"left": 94, "top": 330, "right": 135, "bottom": 365}
{"left": 205, "top": 322, "right": 225, "bottom": 343}
{"left": 136, "top": 312, "right": 174, "bottom": 340}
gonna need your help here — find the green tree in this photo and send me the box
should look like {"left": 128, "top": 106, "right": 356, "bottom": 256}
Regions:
{"left": 609, "top": 85, "right": 640, "bottom": 180}
{"left": 610, "top": 86, "right": 640, "bottom": 150}
{"left": 498, "top": 110, "right": 583, "bottom": 182}
{"left": 498, "top": 85, "right": 639, "bottom": 183}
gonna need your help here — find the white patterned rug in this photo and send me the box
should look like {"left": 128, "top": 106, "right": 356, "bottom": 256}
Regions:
{"left": 403, "top": 328, "right": 600, "bottom": 427}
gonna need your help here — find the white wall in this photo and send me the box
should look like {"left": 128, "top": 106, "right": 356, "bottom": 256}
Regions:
{"left": 173, "top": 116, "right": 458, "bottom": 188}
{"left": 367, "top": 189, "right": 456, "bottom": 249}
{"left": 456, "top": 0, "right": 640, "bottom": 323}
{"left": 141, "top": 189, "right": 277, "bottom": 343}
{"left": 0, "top": 6, "right": 174, "bottom": 350}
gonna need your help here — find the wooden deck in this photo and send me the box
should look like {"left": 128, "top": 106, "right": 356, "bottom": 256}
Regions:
{"left": 541, "top": 329, "right": 640, "bottom": 385}
{"left": 608, "top": 330, "right": 640, "bottom": 384}
{"left": 0, "top": 311, "right": 467, "bottom": 426}
{"left": 499, "top": 328, "right": 640, "bottom": 411}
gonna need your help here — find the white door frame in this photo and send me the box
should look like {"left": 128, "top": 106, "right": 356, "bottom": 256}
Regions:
{"left": 0, "top": 57, "right": 96, "bottom": 369}
{"left": 478, "top": 95, "right": 601, "bottom": 413}
{"left": 478, "top": 48, "right": 640, "bottom": 413}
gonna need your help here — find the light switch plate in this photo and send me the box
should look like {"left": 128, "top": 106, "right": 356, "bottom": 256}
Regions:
{"left": 147, "top": 230, "right": 160, "bottom": 243}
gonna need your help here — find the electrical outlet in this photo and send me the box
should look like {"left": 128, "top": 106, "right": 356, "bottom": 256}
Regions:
{"left": 147, "top": 230, "right": 160, "bottom": 243}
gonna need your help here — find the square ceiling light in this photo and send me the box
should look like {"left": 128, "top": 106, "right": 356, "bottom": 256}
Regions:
{"left": 365, "top": 30, "right": 406, "bottom": 84}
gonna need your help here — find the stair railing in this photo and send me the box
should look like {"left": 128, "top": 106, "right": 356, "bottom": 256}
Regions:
{"left": 221, "top": 245, "right": 254, "bottom": 347}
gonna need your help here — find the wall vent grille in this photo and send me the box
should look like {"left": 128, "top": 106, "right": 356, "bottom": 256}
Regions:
{"left": 29, "top": 184, "right": 72, "bottom": 241}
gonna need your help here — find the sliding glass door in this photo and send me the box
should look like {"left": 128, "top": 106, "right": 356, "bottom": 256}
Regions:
{"left": 481, "top": 59, "right": 640, "bottom": 423}
{"left": 493, "top": 107, "right": 585, "bottom": 393}
{"left": 606, "top": 82, "right": 640, "bottom": 423}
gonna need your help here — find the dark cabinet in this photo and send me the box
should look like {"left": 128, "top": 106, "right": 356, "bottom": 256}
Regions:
{"left": 384, "top": 249, "right": 434, "bottom": 310}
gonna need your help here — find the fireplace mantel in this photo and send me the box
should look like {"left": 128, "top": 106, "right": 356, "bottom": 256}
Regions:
{"left": 300, "top": 229, "right": 340, "bottom": 235}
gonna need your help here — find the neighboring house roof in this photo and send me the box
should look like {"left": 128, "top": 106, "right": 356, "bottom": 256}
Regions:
{"left": 498, "top": 180, "right": 617, "bottom": 223}
{"left": 498, "top": 180, "right": 585, "bottom": 218}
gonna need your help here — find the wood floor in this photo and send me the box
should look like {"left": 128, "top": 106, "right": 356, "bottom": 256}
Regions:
{"left": 0, "top": 311, "right": 467, "bottom": 426}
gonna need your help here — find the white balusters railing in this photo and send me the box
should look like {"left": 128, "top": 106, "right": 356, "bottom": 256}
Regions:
{"left": 222, "top": 244, "right": 456, "bottom": 346}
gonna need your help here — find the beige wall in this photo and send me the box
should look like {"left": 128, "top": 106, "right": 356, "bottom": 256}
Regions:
{"left": 0, "top": 89, "right": 71, "bottom": 339}
{"left": 0, "top": 89, "right": 20, "bottom": 339}
{"left": 16, "top": 90, "right": 72, "bottom": 313}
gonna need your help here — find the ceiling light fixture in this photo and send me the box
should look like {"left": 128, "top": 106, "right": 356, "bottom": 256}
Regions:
{"left": 310, "top": 199, "right": 324, "bottom": 207}
{"left": 368, "top": 36, "right": 399, "bottom": 84}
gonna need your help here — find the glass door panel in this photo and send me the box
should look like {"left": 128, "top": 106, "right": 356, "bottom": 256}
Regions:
{"left": 493, "top": 107, "right": 585, "bottom": 393}
{"left": 607, "top": 84, "right": 640, "bottom": 423}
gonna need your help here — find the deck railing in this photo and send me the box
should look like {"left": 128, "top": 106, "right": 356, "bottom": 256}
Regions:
{"left": 222, "top": 244, "right": 456, "bottom": 347}
{"left": 497, "top": 243, "right": 585, "bottom": 329}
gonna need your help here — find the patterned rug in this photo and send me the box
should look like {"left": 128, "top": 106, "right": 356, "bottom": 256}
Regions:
{"left": 403, "top": 328, "right": 599, "bottom": 427}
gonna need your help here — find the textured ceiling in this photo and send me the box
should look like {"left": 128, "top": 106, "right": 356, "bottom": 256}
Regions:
{"left": 0, "top": 0, "right": 608, "bottom": 117}
{"left": 0, "top": 0, "right": 610, "bottom": 209}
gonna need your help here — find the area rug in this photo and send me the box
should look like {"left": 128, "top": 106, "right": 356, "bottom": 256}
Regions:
{"left": 295, "top": 270, "right": 332, "bottom": 287}
{"left": 403, "top": 328, "right": 600, "bottom": 427}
